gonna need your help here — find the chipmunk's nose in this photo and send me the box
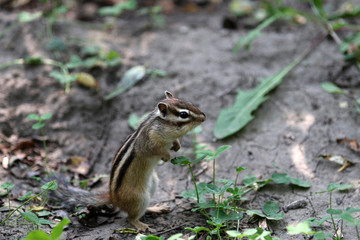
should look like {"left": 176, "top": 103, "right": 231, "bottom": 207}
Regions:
{"left": 200, "top": 112, "right": 206, "bottom": 122}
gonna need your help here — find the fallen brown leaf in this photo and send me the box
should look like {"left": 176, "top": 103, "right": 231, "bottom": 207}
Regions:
{"left": 337, "top": 138, "right": 360, "bottom": 152}
{"left": 10, "top": 138, "right": 35, "bottom": 152}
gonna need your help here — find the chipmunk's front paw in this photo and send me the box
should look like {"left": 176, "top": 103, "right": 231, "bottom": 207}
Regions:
{"left": 170, "top": 139, "right": 181, "bottom": 152}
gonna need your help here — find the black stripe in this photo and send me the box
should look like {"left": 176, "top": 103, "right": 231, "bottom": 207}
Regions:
{"left": 116, "top": 149, "right": 135, "bottom": 190}
{"left": 110, "top": 136, "right": 134, "bottom": 181}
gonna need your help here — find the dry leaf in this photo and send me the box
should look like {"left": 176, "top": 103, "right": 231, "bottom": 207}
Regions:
{"left": 318, "top": 154, "right": 355, "bottom": 172}
{"left": 68, "top": 156, "right": 85, "bottom": 167}
{"left": 10, "top": 138, "right": 35, "bottom": 152}
{"left": 337, "top": 138, "right": 360, "bottom": 152}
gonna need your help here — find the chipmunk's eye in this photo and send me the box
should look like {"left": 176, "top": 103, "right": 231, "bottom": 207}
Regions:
{"left": 179, "top": 111, "right": 189, "bottom": 119}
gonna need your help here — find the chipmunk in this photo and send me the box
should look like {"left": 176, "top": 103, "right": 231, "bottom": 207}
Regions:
{"left": 49, "top": 91, "right": 206, "bottom": 232}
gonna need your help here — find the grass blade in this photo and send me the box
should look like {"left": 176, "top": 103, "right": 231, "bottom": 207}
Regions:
{"left": 233, "top": 14, "right": 279, "bottom": 53}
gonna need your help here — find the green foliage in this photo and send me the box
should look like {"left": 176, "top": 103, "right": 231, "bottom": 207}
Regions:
{"left": 98, "top": 0, "right": 136, "bottom": 16}
{"left": 27, "top": 113, "right": 52, "bottom": 170}
{"left": 234, "top": 14, "right": 279, "bottom": 52}
{"left": 105, "top": 65, "right": 147, "bottom": 100}
{"left": 287, "top": 221, "right": 313, "bottom": 235}
{"left": 321, "top": 82, "right": 345, "bottom": 94}
{"left": 25, "top": 218, "right": 70, "bottom": 240}
{"left": 18, "top": 11, "right": 43, "bottom": 23}
{"left": 1, "top": 181, "right": 58, "bottom": 228}
{"left": 138, "top": 6, "right": 165, "bottom": 28}
{"left": 321, "top": 81, "right": 360, "bottom": 114}
{"left": 271, "top": 173, "right": 311, "bottom": 188}
{"left": 246, "top": 201, "right": 284, "bottom": 221}
{"left": 1, "top": 182, "right": 14, "bottom": 190}
{"left": 214, "top": 53, "right": 305, "bottom": 139}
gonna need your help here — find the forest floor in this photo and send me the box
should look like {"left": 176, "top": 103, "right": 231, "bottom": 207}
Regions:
{"left": 0, "top": 1, "right": 359, "bottom": 239}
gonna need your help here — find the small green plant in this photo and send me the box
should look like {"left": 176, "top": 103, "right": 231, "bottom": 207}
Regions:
{"left": 0, "top": 11, "right": 42, "bottom": 39}
{"left": 98, "top": 0, "right": 136, "bottom": 16}
{"left": 0, "top": 57, "right": 75, "bottom": 94}
{"left": 27, "top": 113, "right": 53, "bottom": 171}
{"left": 1, "top": 181, "right": 58, "bottom": 226}
{"left": 218, "top": 0, "right": 360, "bottom": 139}
{"left": 1, "top": 182, "right": 14, "bottom": 213}
{"left": 25, "top": 218, "right": 70, "bottom": 240}
{"left": 287, "top": 183, "right": 359, "bottom": 239}
{"left": 246, "top": 201, "right": 284, "bottom": 221}
{"left": 138, "top": 6, "right": 165, "bottom": 28}
{"left": 321, "top": 81, "right": 360, "bottom": 114}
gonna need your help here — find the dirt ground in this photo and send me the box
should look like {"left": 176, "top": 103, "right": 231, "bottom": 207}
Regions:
{"left": 0, "top": 1, "right": 360, "bottom": 240}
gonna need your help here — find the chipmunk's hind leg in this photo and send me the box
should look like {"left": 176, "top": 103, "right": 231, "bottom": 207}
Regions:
{"left": 126, "top": 192, "right": 155, "bottom": 232}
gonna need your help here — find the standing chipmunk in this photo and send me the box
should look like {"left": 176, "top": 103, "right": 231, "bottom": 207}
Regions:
{"left": 50, "top": 91, "right": 206, "bottom": 232}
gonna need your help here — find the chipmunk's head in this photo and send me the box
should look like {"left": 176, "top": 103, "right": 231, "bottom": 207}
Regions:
{"left": 155, "top": 91, "right": 206, "bottom": 139}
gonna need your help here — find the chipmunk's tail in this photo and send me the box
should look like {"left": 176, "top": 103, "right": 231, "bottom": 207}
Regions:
{"left": 44, "top": 175, "right": 109, "bottom": 210}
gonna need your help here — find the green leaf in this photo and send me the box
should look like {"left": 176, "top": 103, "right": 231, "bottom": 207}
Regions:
{"left": 21, "top": 211, "right": 39, "bottom": 224}
{"left": 185, "top": 226, "right": 211, "bottom": 233}
{"left": 215, "top": 145, "right": 231, "bottom": 157}
{"left": 38, "top": 218, "right": 55, "bottom": 225}
{"left": 98, "top": 0, "right": 136, "bottom": 16}
{"left": 50, "top": 218, "right": 70, "bottom": 240}
{"left": 50, "top": 71, "right": 77, "bottom": 84}
{"left": 327, "top": 183, "right": 352, "bottom": 192}
{"left": 128, "top": 112, "right": 149, "bottom": 130}
{"left": 326, "top": 208, "right": 343, "bottom": 215}
{"left": 314, "top": 231, "right": 331, "bottom": 239}
{"left": 271, "top": 173, "right": 290, "bottom": 184}
{"left": 262, "top": 201, "right": 285, "bottom": 220}
{"left": 205, "top": 184, "right": 221, "bottom": 195}
{"left": 27, "top": 114, "right": 40, "bottom": 121}
{"left": 191, "top": 154, "right": 208, "bottom": 164}
{"left": 81, "top": 46, "right": 100, "bottom": 56}
{"left": 26, "top": 230, "right": 50, "bottom": 240}
{"left": 167, "top": 234, "right": 183, "bottom": 240}
{"left": 357, "top": 98, "right": 360, "bottom": 104}
{"left": 47, "top": 37, "right": 66, "bottom": 52}
{"left": 18, "top": 191, "right": 33, "bottom": 201}
{"left": 32, "top": 122, "right": 45, "bottom": 130}
{"left": 287, "top": 221, "right": 312, "bottom": 235}
{"left": 311, "top": 0, "right": 326, "bottom": 17}
{"left": 140, "top": 236, "right": 163, "bottom": 240}
{"left": 105, "top": 65, "right": 146, "bottom": 100}
{"left": 171, "top": 156, "right": 191, "bottom": 166}
{"left": 236, "top": 166, "right": 247, "bottom": 173}
{"left": 340, "top": 212, "right": 355, "bottom": 224}
{"left": 226, "top": 230, "right": 242, "bottom": 237}
{"left": 40, "top": 113, "right": 52, "bottom": 121}
{"left": 36, "top": 210, "right": 52, "bottom": 217}
{"left": 1, "top": 182, "right": 15, "bottom": 190}
{"left": 214, "top": 51, "right": 304, "bottom": 139}
{"left": 66, "top": 55, "right": 83, "bottom": 69}
{"left": 25, "top": 57, "right": 43, "bottom": 65}
{"left": 321, "top": 82, "right": 345, "bottom": 94}
{"left": 41, "top": 181, "right": 58, "bottom": 190}
{"left": 242, "top": 174, "right": 258, "bottom": 185}
{"left": 289, "top": 177, "right": 311, "bottom": 188}
{"left": 18, "top": 11, "right": 42, "bottom": 23}
{"left": 234, "top": 14, "right": 279, "bottom": 52}
{"left": 106, "top": 50, "right": 121, "bottom": 67}
{"left": 246, "top": 209, "right": 266, "bottom": 218}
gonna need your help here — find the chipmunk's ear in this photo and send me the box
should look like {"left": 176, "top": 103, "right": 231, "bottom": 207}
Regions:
{"left": 165, "top": 91, "right": 174, "bottom": 99}
{"left": 157, "top": 102, "right": 168, "bottom": 117}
